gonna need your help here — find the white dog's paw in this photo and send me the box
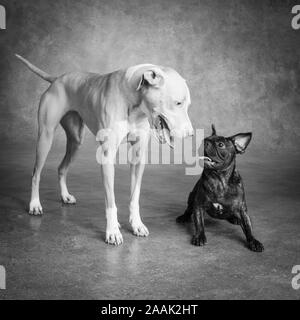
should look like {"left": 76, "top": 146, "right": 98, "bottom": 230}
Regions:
{"left": 105, "top": 228, "right": 123, "bottom": 246}
{"left": 29, "top": 199, "right": 43, "bottom": 215}
{"left": 61, "top": 193, "right": 76, "bottom": 204}
{"left": 130, "top": 219, "right": 149, "bottom": 237}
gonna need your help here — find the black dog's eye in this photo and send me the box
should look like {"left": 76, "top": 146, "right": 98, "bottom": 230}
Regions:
{"left": 217, "top": 142, "right": 225, "bottom": 148}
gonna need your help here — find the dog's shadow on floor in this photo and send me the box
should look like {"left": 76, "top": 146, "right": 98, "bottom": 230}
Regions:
{"left": 80, "top": 221, "right": 106, "bottom": 242}
{"left": 58, "top": 204, "right": 107, "bottom": 241}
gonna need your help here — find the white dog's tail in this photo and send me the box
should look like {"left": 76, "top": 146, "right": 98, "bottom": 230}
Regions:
{"left": 15, "top": 54, "right": 56, "bottom": 83}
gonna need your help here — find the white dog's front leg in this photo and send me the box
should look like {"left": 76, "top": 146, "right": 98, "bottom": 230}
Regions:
{"left": 129, "top": 129, "right": 149, "bottom": 237}
{"left": 105, "top": 206, "right": 122, "bottom": 245}
{"left": 98, "top": 123, "right": 128, "bottom": 246}
{"left": 129, "top": 201, "right": 149, "bottom": 237}
{"left": 101, "top": 162, "right": 123, "bottom": 246}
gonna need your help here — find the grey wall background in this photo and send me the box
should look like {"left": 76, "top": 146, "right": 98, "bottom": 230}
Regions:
{"left": 0, "top": 0, "right": 299, "bottom": 152}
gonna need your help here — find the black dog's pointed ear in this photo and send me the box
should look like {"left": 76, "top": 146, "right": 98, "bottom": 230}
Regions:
{"left": 229, "top": 132, "right": 252, "bottom": 154}
{"left": 211, "top": 124, "right": 216, "bottom": 136}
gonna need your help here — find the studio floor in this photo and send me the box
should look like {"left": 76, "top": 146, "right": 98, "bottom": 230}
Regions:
{"left": 0, "top": 140, "right": 299, "bottom": 300}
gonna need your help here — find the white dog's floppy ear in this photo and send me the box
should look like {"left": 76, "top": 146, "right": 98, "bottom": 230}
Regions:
{"left": 136, "top": 70, "right": 164, "bottom": 90}
{"left": 229, "top": 132, "right": 252, "bottom": 154}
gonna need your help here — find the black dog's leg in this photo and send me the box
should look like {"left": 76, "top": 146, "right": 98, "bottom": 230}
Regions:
{"left": 191, "top": 207, "right": 207, "bottom": 246}
{"left": 176, "top": 191, "right": 194, "bottom": 223}
{"left": 238, "top": 209, "right": 264, "bottom": 252}
{"left": 176, "top": 208, "right": 192, "bottom": 223}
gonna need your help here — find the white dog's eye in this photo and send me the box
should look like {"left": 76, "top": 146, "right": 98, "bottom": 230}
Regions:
{"left": 175, "top": 101, "right": 182, "bottom": 107}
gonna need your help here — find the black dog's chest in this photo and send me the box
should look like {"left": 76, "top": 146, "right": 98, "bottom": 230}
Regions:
{"left": 201, "top": 171, "right": 245, "bottom": 218}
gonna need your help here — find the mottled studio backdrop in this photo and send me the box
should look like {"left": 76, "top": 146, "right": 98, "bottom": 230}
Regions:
{"left": 0, "top": 0, "right": 299, "bottom": 152}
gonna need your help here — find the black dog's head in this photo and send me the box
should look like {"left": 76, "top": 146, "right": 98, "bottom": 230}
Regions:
{"left": 203, "top": 124, "right": 252, "bottom": 171}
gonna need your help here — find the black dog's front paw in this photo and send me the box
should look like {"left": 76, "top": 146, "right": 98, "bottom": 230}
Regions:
{"left": 248, "top": 238, "right": 264, "bottom": 252}
{"left": 191, "top": 233, "right": 207, "bottom": 246}
{"left": 176, "top": 214, "right": 190, "bottom": 224}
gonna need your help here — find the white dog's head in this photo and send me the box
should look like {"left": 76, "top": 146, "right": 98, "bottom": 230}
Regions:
{"left": 127, "top": 64, "right": 194, "bottom": 147}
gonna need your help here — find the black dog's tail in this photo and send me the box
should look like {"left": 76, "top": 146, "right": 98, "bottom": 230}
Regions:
{"left": 15, "top": 54, "right": 56, "bottom": 83}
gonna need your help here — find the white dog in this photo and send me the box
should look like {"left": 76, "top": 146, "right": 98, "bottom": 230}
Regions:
{"left": 16, "top": 54, "right": 193, "bottom": 245}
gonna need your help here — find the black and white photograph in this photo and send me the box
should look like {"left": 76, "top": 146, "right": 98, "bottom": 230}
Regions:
{"left": 0, "top": 0, "right": 299, "bottom": 305}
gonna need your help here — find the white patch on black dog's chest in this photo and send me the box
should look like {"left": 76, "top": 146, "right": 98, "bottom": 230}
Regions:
{"left": 213, "top": 203, "right": 224, "bottom": 214}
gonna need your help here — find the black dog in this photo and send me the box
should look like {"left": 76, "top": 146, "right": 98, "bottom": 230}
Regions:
{"left": 177, "top": 125, "right": 264, "bottom": 252}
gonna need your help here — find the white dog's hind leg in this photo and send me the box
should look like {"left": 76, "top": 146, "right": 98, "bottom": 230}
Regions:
{"left": 29, "top": 127, "right": 55, "bottom": 215}
{"left": 29, "top": 84, "right": 70, "bottom": 215}
{"left": 29, "top": 91, "right": 65, "bottom": 215}
{"left": 58, "top": 111, "right": 84, "bottom": 204}
{"left": 129, "top": 130, "right": 150, "bottom": 237}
